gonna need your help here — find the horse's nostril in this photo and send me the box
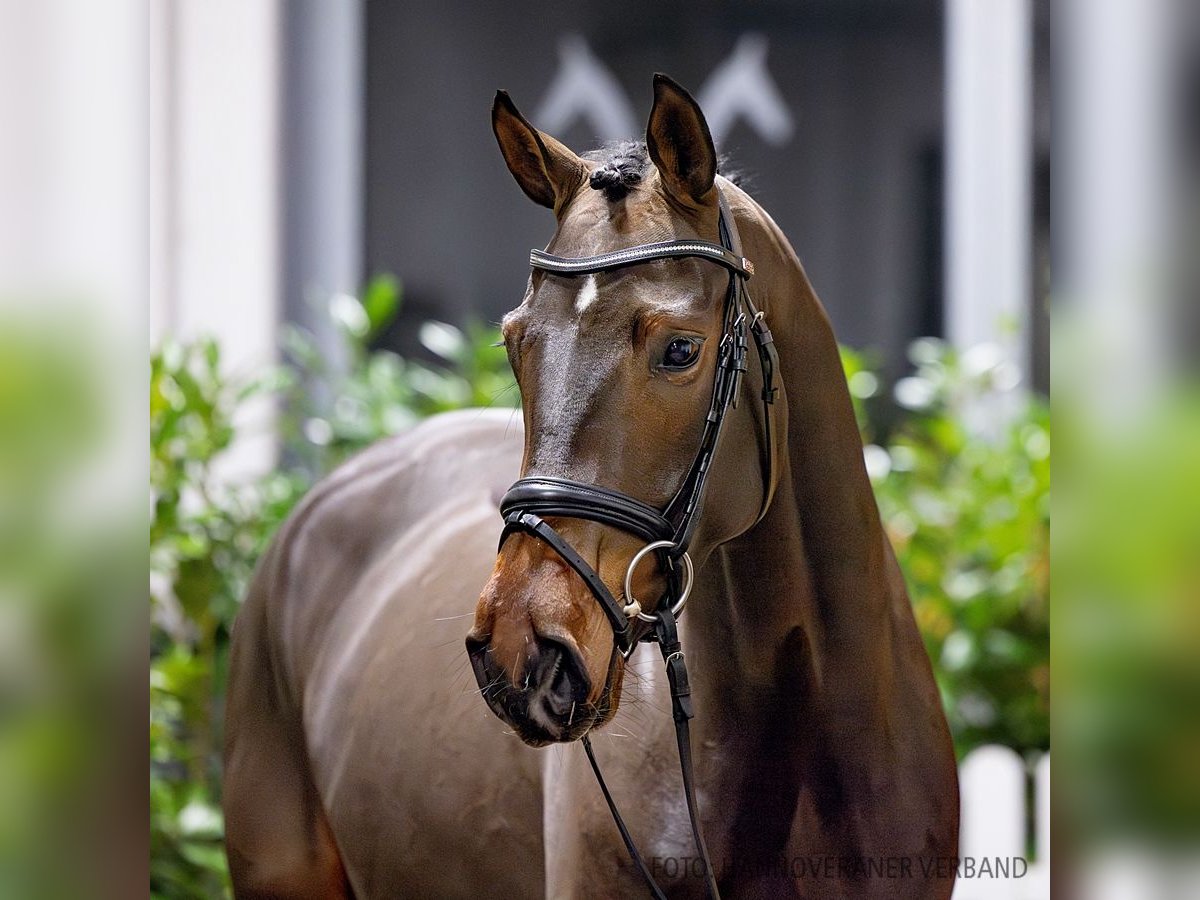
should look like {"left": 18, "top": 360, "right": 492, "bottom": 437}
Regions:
{"left": 465, "top": 634, "right": 506, "bottom": 707}
{"left": 550, "top": 656, "right": 571, "bottom": 699}
{"left": 466, "top": 631, "right": 592, "bottom": 740}
{"left": 464, "top": 634, "right": 488, "bottom": 660}
{"left": 536, "top": 639, "right": 590, "bottom": 718}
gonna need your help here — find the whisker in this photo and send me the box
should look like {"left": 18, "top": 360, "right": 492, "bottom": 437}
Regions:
{"left": 478, "top": 382, "right": 520, "bottom": 411}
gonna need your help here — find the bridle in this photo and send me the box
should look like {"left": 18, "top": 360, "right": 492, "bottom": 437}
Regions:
{"left": 496, "top": 186, "right": 780, "bottom": 899}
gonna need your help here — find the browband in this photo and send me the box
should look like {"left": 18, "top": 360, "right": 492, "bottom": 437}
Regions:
{"left": 531, "top": 240, "right": 754, "bottom": 279}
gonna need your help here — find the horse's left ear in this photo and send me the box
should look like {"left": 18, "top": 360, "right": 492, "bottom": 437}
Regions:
{"left": 646, "top": 73, "right": 718, "bottom": 208}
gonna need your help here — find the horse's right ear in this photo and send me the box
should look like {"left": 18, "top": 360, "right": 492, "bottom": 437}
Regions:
{"left": 492, "top": 91, "right": 585, "bottom": 212}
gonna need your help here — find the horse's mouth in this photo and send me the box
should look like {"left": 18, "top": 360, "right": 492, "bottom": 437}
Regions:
{"left": 484, "top": 688, "right": 611, "bottom": 748}
{"left": 466, "top": 635, "right": 624, "bottom": 746}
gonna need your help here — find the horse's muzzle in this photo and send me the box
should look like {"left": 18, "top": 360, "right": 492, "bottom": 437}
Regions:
{"left": 465, "top": 632, "right": 594, "bottom": 746}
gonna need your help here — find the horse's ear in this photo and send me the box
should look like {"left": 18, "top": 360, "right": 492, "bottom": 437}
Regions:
{"left": 492, "top": 90, "right": 586, "bottom": 212}
{"left": 646, "top": 73, "right": 717, "bottom": 208}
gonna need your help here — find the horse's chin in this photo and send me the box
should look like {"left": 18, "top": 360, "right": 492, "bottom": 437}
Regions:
{"left": 514, "top": 723, "right": 592, "bottom": 748}
{"left": 510, "top": 711, "right": 600, "bottom": 747}
{"left": 511, "top": 674, "right": 622, "bottom": 748}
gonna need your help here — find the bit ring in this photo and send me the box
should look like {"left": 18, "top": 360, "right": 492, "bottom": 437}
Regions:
{"left": 622, "top": 540, "right": 694, "bottom": 623}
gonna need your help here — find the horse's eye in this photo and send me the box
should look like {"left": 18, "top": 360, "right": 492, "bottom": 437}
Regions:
{"left": 662, "top": 337, "right": 701, "bottom": 370}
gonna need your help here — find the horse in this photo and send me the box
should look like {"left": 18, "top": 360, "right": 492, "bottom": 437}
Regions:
{"left": 223, "top": 74, "right": 959, "bottom": 899}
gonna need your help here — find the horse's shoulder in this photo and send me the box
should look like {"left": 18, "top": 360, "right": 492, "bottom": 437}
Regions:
{"left": 237, "top": 409, "right": 521, "bottom": 687}
{"left": 255, "top": 409, "right": 519, "bottom": 619}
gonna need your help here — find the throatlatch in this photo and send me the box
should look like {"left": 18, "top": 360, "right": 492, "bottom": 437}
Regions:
{"left": 497, "top": 186, "right": 779, "bottom": 900}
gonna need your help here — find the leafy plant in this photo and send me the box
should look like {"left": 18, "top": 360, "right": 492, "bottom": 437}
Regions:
{"left": 150, "top": 339, "right": 304, "bottom": 897}
{"left": 1, "top": 317, "right": 135, "bottom": 898}
{"left": 149, "top": 281, "right": 514, "bottom": 897}
{"left": 279, "top": 275, "right": 518, "bottom": 474}
{"left": 847, "top": 339, "right": 1050, "bottom": 759}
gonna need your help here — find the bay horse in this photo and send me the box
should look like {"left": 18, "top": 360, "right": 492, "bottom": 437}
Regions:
{"left": 223, "top": 75, "right": 959, "bottom": 898}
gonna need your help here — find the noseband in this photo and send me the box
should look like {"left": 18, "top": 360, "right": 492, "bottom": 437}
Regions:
{"left": 494, "top": 187, "right": 780, "bottom": 898}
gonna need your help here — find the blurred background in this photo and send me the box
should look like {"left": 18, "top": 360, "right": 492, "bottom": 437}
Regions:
{"left": 0, "top": 0, "right": 1196, "bottom": 897}
{"left": 150, "top": 0, "right": 1051, "bottom": 407}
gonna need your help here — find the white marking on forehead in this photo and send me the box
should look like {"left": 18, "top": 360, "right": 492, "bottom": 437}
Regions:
{"left": 574, "top": 275, "right": 599, "bottom": 313}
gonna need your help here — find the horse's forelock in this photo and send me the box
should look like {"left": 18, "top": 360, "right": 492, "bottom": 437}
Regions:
{"left": 581, "top": 140, "right": 745, "bottom": 202}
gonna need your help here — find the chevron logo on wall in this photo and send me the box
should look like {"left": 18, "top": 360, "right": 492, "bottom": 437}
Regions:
{"left": 534, "top": 34, "right": 795, "bottom": 148}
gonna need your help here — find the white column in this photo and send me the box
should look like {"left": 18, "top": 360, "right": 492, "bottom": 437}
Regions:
{"left": 150, "top": 0, "right": 282, "bottom": 477}
{"left": 0, "top": 0, "right": 149, "bottom": 523}
{"left": 162, "top": 0, "right": 281, "bottom": 373}
{"left": 1058, "top": 0, "right": 1172, "bottom": 420}
{"left": 280, "top": 0, "right": 364, "bottom": 389}
{"left": 944, "top": 0, "right": 1033, "bottom": 378}
{"left": 0, "top": 0, "right": 147, "bottom": 338}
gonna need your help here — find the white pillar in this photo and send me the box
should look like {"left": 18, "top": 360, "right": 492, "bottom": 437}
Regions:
{"left": 280, "top": 0, "right": 364, "bottom": 392}
{"left": 150, "top": 0, "right": 282, "bottom": 477}
{"left": 0, "top": 0, "right": 147, "bottom": 339}
{"left": 945, "top": 0, "right": 1033, "bottom": 379}
{"left": 1058, "top": 0, "right": 1173, "bottom": 420}
{"left": 0, "top": 0, "right": 149, "bottom": 525}
{"left": 160, "top": 0, "right": 281, "bottom": 372}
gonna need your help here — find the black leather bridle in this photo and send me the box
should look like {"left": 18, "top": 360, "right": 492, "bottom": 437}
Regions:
{"left": 496, "top": 187, "right": 779, "bottom": 899}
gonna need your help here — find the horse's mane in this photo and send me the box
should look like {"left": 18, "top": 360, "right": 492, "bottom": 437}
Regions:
{"left": 582, "top": 140, "right": 746, "bottom": 201}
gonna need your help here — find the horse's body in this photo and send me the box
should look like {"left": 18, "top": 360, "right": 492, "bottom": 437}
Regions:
{"left": 224, "top": 79, "right": 958, "bottom": 899}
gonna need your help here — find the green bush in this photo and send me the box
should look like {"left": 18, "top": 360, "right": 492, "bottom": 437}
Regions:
{"left": 846, "top": 339, "right": 1050, "bottom": 759}
{"left": 149, "top": 283, "right": 515, "bottom": 897}
{"left": 150, "top": 339, "right": 304, "bottom": 897}
{"left": 150, "top": 286, "right": 1048, "bottom": 895}
{"left": 278, "top": 275, "right": 518, "bottom": 474}
{"left": 1, "top": 318, "right": 136, "bottom": 898}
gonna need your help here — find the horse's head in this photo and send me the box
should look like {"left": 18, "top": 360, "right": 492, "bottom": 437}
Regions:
{"left": 466, "top": 76, "right": 775, "bottom": 746}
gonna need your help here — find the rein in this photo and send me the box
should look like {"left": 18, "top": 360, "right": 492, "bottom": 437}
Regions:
{"left": 497, "top": 187, "right": 779, "bottom": 899}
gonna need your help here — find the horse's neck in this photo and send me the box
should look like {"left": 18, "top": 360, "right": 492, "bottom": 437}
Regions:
{"left": 689, "top": 465, "right": 898, "bottom": 715}
{"left": 648, "top": 191, "right": 959, "bottom": 868}
{"left": 683, "top": 196, "right": 906, "bottom": 785}
{"left": 686, "top": 475, "right": 902, "bottom": 715}
{"left": 703, "top": 192, "right": 899, "bottom": 683}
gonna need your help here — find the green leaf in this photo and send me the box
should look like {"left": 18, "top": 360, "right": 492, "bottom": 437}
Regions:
{"left": 362, "top": 274, "right": 402, "bottom": 336}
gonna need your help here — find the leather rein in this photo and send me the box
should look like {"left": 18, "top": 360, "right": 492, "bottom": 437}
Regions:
{"left": 496, "top": 188, "right": 780, "bottom": 899}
